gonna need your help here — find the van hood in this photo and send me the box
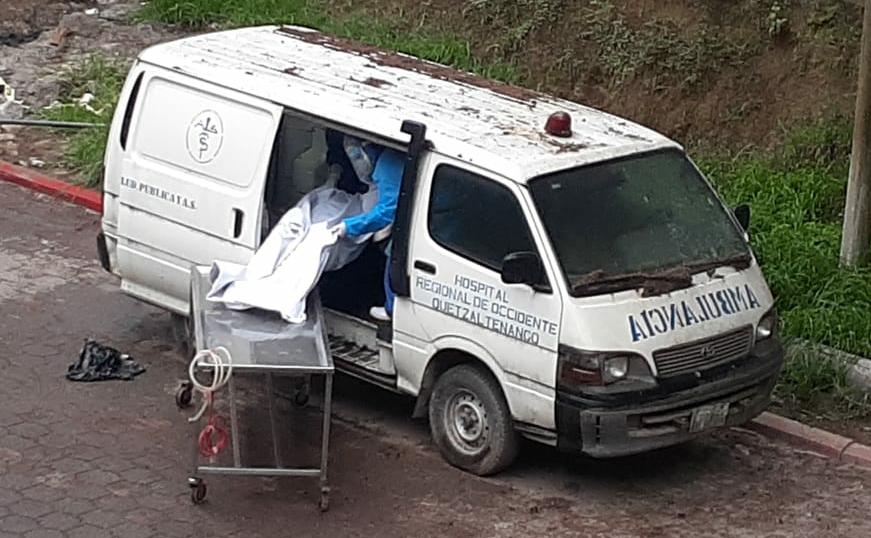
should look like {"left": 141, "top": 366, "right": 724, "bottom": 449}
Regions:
{"left": 558, "top": 264, "right": 774, "bottom": 363}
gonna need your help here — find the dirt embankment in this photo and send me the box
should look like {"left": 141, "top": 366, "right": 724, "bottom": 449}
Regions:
{"left": 0, "top": 0, "right": 863, "bottom": 172}
{"left": 345, "top": 0, "right": 863, "bottom": 150}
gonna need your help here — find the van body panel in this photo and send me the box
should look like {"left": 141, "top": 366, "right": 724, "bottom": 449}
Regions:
{"left": 395, "top": 331, "right": 555, "bottom": 428}
{"left": 117, "top": 244, "right": 189, "bottom": 314}
{"left": 503, "top": 374, "right": 557, "bottom": 430}
{"left": 136, "top": 26, "right": 678, "bottom": 181}
{"left": 112, "top": 66, "right": 283, "bottom": 308}
{"left": 102, "top": 192, "right": 119, "bottom": 236}
{"left": 391, "top": 294, "right": 434, "bottom": 396}
{"left": 404, "top": 154, "right": 564, "bottom": 429}
{"left": 133, "top": 77, "right": 273, "bottom": 190}
{"left": 115, "top": 206, "right": 255, "bottom": 310}
{"left": 559, "top": 266, "right": 774, "bottom": 375}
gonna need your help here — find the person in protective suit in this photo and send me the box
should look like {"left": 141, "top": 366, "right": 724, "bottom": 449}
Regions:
{"left": 332, "top": 139, "right": 405, "bottom": 321}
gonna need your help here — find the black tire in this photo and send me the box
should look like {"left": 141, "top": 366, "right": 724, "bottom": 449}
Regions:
{"left": 428, "top": 364, "right": 519, "bottom": 476}
{"left": 175, "top": 382, "right": 193, "bottom": 409}
{"left": 190, "top": 482, "right": 207, "bottom": 504}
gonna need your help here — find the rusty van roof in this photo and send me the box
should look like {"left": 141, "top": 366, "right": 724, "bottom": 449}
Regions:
{"left": 137, "top": 25, "right": 679, "bottom": 180}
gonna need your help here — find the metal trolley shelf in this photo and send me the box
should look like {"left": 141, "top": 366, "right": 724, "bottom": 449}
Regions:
{"left": 178, "top": 266, "right": 334, "bottom": 510}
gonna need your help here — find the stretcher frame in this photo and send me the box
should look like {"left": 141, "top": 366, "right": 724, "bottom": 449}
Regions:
{"left": 182, "top": 266, "right": 334, "bottom": 510}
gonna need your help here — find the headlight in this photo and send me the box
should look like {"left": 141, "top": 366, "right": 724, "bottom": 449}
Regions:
{"left": 756, "top": 309, "right": 777, "bottom": 341}
{"left": 604, "top": 356, "right": 629, "bottom": 383}
{"left": 557, "top": 346, "right": 650, "bottom": 389}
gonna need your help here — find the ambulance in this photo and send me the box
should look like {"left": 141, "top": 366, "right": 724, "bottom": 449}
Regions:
{"left": 96, "top": 26, "right": 783, "bottom": 475}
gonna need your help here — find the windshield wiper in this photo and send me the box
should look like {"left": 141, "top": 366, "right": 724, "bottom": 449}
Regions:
{"left": 569, "top": 252, "right": 752, "bottom": 298}
{"left": 684, "top": 252, "right": 752, "bottom": 275}
{"left": 570, "top": 266, "right": 694, "bottom": 298}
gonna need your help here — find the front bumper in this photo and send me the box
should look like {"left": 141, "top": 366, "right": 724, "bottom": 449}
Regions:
{"left": 556, "top": 341, "right": 783, "bottom": 458}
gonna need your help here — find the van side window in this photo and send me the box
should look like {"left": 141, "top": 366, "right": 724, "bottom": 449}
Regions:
{"left": 119, "top": 73, "right": 144, "bottom": 150}
{"left": 428, "top": 164, "right": 539, "bottom": 274}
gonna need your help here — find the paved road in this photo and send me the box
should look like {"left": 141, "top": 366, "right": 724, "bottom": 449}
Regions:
{"left": 2, "top": 181, "right": 870, "bottom": 538}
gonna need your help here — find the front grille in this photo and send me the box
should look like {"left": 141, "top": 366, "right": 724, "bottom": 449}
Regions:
{"left": 652, "top": 326, "right": 753, "bottom": 377}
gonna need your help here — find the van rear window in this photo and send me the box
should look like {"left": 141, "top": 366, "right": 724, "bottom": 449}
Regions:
{"left": 119, "top": 72, "right": 143, "bottom": 151}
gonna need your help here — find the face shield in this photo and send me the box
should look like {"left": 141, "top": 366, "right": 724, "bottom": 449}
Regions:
{"left": 342, "top": 136, "right": 383, "bottom": 188}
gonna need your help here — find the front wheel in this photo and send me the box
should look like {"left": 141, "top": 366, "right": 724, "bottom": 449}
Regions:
{"left": 428, "top": 364, "right": 519, "bottom": 476}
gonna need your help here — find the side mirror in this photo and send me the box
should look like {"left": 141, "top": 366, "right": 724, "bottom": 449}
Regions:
{"left": 734, "top": 204, "right": 751, "bottom": 231}
{"left": 501, "top": 252, "right": 544, "bottom": 287}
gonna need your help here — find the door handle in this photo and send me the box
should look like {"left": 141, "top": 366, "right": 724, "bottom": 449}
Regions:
{"left": 232, "top": 208, "right": 244, "bottom": 239}
{"left": 414, "top": 260, "right": 437, "bottom": 274}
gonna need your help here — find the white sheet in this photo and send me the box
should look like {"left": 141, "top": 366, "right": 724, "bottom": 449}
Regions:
{"left": 207, "top": 186, "right": 377, "bottom": 323}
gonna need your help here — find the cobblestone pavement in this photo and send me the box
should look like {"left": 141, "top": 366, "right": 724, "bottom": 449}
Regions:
{"left": 2, "top": 180, "right": 871, "bottom": 538}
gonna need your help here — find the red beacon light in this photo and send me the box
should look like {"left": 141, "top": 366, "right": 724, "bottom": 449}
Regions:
{"left": 544, "top": 111, "right": 573, "bottom": 138}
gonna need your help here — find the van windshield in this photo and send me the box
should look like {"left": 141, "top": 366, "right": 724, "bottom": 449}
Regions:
{"left": 528, "top": 149, "right": 751, "bottom": 297}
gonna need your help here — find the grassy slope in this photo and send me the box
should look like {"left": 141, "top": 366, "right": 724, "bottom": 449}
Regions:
{"left": 40, "top": 55, "right": 128, "bottom": 188}
{"left": 702, "top": 118, "right": 871, "bottom": 358}
{"left": 136, "top": 0, "right": 518, "bottom": 82}
{"left": 700, "top": 119, "right": 871, "bottom": 415}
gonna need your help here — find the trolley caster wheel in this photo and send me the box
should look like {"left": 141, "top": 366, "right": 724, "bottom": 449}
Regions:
{"left": 175, "top": 382, "right": 193, "bottom": 409}
{"left": 292, "top": 390, "right": 310, "bottom": 409}
{"left": 319, "top": 495, "right": 329, "bottom": 512}
{"left": 189, "top": 481, "right": 207, "bottom": 504}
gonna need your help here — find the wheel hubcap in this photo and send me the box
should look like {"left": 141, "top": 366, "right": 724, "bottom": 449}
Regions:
{"left": 446, "top": 390, "right": 488, "bottom": 456}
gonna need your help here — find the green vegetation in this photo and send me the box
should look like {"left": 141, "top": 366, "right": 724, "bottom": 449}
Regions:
{"left": 464, "top": 0, "right": 759, "bottom": 91}
{"left": 464, "top": 0, "right": 565, "bottom": 53}
{"left": 574, "top": 0, "right": 757, "bottom": 90}
{"left": 40, "top": 55, "right": 128, "bottom": 188}
{"left": 804, "top": 0, "right": 862, "bottom": 68}
{"left": 700, "top": 116, "right": 871, "bottom": 360}
{"left": 136, "top": 0, "right": 517, "bottom": 83}
{"left": 699, "top": 114, "right": 871, "bottom": 422}
{"left": 775, "top": 345, "right": 869, "bottom": 420}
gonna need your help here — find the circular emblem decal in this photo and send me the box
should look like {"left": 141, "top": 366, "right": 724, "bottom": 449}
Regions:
{"left": 186, "top": 110, "right": 224, "bottom": 164}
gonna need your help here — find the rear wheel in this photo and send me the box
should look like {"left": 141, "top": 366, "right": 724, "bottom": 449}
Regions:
{"left": 428, "top": 364, "right": 519, "bottom": 476}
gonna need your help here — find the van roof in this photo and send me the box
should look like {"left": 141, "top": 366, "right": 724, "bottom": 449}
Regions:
{"left": 138, "top": 25, "right": 680, "bottom": 181}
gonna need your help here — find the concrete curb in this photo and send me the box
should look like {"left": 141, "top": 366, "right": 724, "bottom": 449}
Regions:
{"left": 749, "top": 412, "right": 871, "bottom": 469}
{"left": 0, "top": 160, "right": 102, "bottom": 213}
{"left": 789, "top": 339, "right": 871, "bottom": 394}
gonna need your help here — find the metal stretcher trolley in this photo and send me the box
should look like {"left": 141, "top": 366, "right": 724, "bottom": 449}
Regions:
{"left": 177, "top": 266, "right": 334, "bottom": 510}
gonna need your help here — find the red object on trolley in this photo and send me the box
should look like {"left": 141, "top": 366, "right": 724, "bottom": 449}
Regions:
{"left": 199, "top": 414, "right": 229, "bottom": 458}
{"left": 196, "top": 393, "right": 229, "bottom": 459}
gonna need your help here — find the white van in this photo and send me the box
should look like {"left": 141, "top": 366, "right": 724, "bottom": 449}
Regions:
{"left": 97, "top": 26, "right": 783, "bottom": 475}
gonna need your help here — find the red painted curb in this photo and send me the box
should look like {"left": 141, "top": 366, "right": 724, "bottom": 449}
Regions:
{"left": 0, "top": 160, "right": 102, "bottom": 213}
{"left": 842, "top": 442, "right": 871, "bottom": 467}
{"left": 749, "top": 412, "right": 871, "bottom": 468}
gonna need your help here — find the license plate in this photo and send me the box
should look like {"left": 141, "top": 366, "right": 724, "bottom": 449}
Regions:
{"left": 690, "top": 402, "right": 730, "bottom": 433}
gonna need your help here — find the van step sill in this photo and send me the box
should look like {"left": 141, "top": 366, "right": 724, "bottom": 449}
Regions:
{"left": 328, "top": 335, "right": 397, "bottom": 390}
{"left": 333, "top": 357, "right": 398, "bottom": 391}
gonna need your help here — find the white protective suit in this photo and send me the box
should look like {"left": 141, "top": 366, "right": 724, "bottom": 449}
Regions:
{"left": 207, "top": 139, "right": 380, "bottom": 323}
